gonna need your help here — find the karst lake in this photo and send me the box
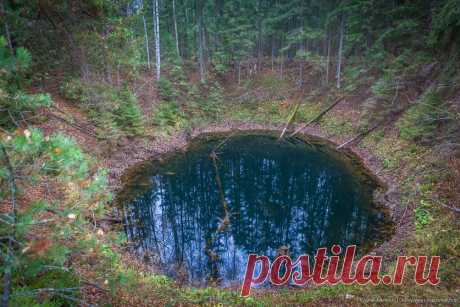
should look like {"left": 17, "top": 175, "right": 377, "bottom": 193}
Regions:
{"left": 117, "top": 132, "right": 394, "bottom": 287}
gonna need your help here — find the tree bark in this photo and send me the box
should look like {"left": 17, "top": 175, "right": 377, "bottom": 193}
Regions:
{"left": 237, "top": 61, "right": 241, "bottom": 85}
{"left": 0, "top": 1, "right": 14, "bottom": 55}
{"left": 336, "top": 15, "right": 345, "bottom": 89}
{"left": 280, "top": 54, "right": 284, "bottom": 79}
{"left": 271, "top": 38, "right": 275, "bottom": 72}
{"left": 40, "top": 8, "right": 90, "bottom": 79}
{"left": 197, "top": 0, "right": 205, "bottom": 82}
{"left": 152, "top": 0, "right": 161, "bottom": 81}
{"left": 256, "top": 0, "right": 263, "bottom": 72}
{"left": 325, "top": 31, "right": 331, "bottom": 85}
{"left": 172, "top": 0, "right": 180, "bottom": 57}
{"left": 183, "top": 6, "right": 189, "bottom": 59}
{"left": 142, "top": 15, "right": 151, "bottom": 69}
{"left": 299, "top": 60, "right": 303, "bottom": 85}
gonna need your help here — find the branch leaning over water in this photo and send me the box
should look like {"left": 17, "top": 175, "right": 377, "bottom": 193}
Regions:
{"left": 279, "top": 101, "right": 301, "bottom": 140}
{"left": 211, "top": 132, "right": 235, "bottom": 154}
{"left": 289, "top": 96, "right": 346, "bottom": 138}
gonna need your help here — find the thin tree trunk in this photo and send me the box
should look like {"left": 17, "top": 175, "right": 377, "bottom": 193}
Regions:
{"left": 142, "top": 15, "right": 151, "bottom": 69}
{"left": 237, "top": 61, "right": 241, "bottom": 85}
{"left": 256, "top": 0, "right": 262, "bottom": 72}
{"left": 299, "top": 54, "right": 303, "bottom": 86}
{"left": 3, "top": 21, "right": 13, "bottom": 55}
{"left": 271, "top": 38, "right": 275, "bottom": 72}
{"left": 299, "top": 42, "right": 305, "bottom": 85}
{"left": 197, "top": 0, "right": 205, "bottom": 82}
{"left": 257, "top": 25, "right": 262, "bottom": 72}
{"left": 104, "top": 24, "right": 112, "bottom": 84}
{"left": 172, "top": 0, "right": 180, "bottom": 57}
{"left": 152, "top": 0, "right": 161, "bottom": 81}
{"left": 106, "top": 63, "right": 113, "bottom": 84}
{"left": 280, "top": 54, "right": 284, "bottom": 79}
{"left": 202, "top": 19, "right": 207, "bottom": 60}
{"left": 0, "top": 1, "right": 13, "bottom": 55}
{"left": 184, "top": 7, "right": 189, "bottom": 59}
{"left": 336, "top": 15, "right": 345, "bottom": 89}
{"left": 40, "top": 8, "right": 90, "bottom": 79}
{"left": 325, "top": 31, "right": 331, "bottom": 85}
{"left": 116, "top": 63, "right": 120, "bottom": 86}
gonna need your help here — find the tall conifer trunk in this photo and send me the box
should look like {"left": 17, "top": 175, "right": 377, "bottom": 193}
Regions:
{"left": 172, "top": 0, "right": 180, "bottom": 57}
{"left": 336, "top": 15, "right": 345, "bottom": 89}
{"left": 152, "top": 0, "right": 161, "bottom": 81}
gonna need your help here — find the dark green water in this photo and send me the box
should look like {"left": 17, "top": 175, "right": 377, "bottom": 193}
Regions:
{"left": 119, "top": 132, "right": 394, "bottom": 286}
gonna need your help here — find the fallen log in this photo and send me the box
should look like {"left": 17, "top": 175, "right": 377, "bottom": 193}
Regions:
{"left": 289, "top": 96, "right": 345, "bottom": 137}
{"left": 336, "top": 107, "right": 410, "bottom": 150}
{"left": 337, "top": 122, "right": 381, "bottom": 150}
{"left": 279, "top": 102, "right": 301, "bottom": 140}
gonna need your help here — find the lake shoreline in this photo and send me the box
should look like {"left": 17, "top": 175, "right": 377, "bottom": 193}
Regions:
{"left": 105, "top": 121, "right": 413, "bottom": 286}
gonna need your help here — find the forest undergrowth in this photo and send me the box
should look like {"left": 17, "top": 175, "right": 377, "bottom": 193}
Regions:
{"left": 1, "top": 0, "right": 459, "bottom": 306}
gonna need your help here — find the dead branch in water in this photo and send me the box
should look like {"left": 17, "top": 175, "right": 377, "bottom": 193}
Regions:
{"left": 212, "top": 132, "right": 235, "bottom": 154}
{"left": 205, "top": 151, "right": 232, "bottom": 284}
{"left": 208, "top": 132, "right": 236, "bottom": 235}
{"left": 210, "top": 152, "right": 230, "bottom": 220}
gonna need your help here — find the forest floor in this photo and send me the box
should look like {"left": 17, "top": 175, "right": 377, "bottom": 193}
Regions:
{"left": 18, "top": 70, "right": 460, "bottom": 306}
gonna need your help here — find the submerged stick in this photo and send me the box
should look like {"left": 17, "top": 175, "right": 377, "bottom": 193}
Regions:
{"left": 210, "top": 152, "right": 230, "bottom": 218}
{"left": 209, "top": 133, "right": 234, "bottom": 233}
{"left": 205, "top": 152, "right": 233, "bottom": 284}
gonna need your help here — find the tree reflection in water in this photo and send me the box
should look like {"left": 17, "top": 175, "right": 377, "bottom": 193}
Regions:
{"left": 120, "top": 134, "right": 393, "bottom": 287}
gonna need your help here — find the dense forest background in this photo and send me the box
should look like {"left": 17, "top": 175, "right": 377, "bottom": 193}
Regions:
{"left": 0, "top": 0, "right": 459, "bottom": 306}
{"left": 1, "top": 0, "right": 459, "bottom": 141}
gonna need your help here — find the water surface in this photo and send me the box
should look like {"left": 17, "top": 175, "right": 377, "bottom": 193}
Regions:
{"left": 119, "top": 132, "right": 393, "bottom": 286}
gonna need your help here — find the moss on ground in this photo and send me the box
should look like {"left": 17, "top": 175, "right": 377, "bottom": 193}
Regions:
{"left": 6, "top": 71, "right": 458, "bottom": 306}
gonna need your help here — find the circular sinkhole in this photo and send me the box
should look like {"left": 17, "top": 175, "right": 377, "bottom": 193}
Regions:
{"left": 117, "top": 132, "right": 395, "bottom": 287}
